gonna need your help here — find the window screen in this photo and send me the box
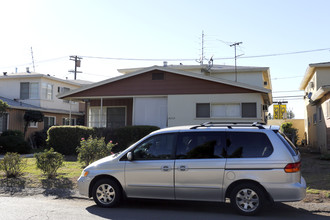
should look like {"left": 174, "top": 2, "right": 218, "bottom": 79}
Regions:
{"left": 242, "top": 103, "right": 257, "bottom": 118}
{"left": 196, "top": 103, "right": 210, "bottom": 118}
{"left": 176, "top": 132, "right": 226, "bottom": 159}
{"left": 226, "top": 132, "right": 273, "bottom": 158}
{"left": 20, "top": 82, "right": 29, "bottom": 99}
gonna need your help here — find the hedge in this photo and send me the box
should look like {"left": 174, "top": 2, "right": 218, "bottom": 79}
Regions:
{"left": 46, "top": 125, "right": 159, "bottom": 155}
{"left": 0, "top": 130, "right": 30, "bottom": 154}
{"left": 47, "top": 126, "right": 95, "bottom": 155}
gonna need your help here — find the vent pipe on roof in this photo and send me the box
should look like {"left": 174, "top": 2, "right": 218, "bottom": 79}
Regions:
{"left": 163, "top": 61, "right": 168, "bottom": 67}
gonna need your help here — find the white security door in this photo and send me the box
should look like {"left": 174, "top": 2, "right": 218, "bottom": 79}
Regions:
{"left": 134, "top": 97, "right": 167, "bottom": 128}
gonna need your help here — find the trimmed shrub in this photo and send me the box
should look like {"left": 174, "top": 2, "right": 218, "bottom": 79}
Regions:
{"left": 0, "top": 152, "right": 26, "bottom": 178}
{"left": 46, "top": 126, "right": 95, "bottom": 155}
{"left": 77, "top": 136, "right": 116, "bottom": 167}
{"left": 35, "top": 148, "right": 64, "bottom": 178}
{"left": 96, "top": 125, "right": 160, "bottom": 152}
{"left": 46, "top": 125, "right": 159, "bottom": 155}
{"left": 0, "top": 130, "right": 30, "bottom": 154}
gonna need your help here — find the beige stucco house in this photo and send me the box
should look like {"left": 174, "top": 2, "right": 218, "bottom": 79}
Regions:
{"left": 300, "top": 62, "right": 330, "bottom": 153}
{"left": 59, "top": 64, "right": 272, "bottom": 129}
{"left": 0, "top": 72, "right": 90, "bottom": 138}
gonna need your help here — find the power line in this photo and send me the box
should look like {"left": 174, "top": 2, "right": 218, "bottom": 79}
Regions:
{"left": 272, "top": 90, "right": 302, "bottom": 93}
{"left": 271, "top": 76, "right": 303, "bottom": 80}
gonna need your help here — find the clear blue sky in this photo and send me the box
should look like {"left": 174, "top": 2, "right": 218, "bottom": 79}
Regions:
{"left": 1, "top": 0, "right": 330, "bottom": 119}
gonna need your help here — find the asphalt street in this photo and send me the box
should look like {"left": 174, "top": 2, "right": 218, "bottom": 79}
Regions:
{"left": 0, "top": 195, "right": 329, "bottom": 220}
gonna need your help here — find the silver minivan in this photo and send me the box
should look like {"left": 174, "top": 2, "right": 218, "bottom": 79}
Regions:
{"left": 77, "top": 123, "right": 306, "bottom": 215}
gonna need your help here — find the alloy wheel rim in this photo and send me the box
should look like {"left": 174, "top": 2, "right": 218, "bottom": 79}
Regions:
{"left": 96, "top": 184, "right": 115, "bottom": 205}
{"left": 235, "top": 188, "right": 259, "bottom": 212}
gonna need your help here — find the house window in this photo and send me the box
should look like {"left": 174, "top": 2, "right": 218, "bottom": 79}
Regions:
{"left": 62, "top": 117, "right": 76, "bottom": 125}
{"left": 211, "top": 104, "right": 240, "bottom": 118}
{"left": 29, "top": 121, "right": 38, "bottom": 128}
{"left": 196, "top": 103, "right": 241, "bottom": 118}
{"left": 242, "top": 103, "right": 257, "bottom": 118}
{"left": 58, "top": 87, "right": 70, "bottom": 103}
{"left": 196, "top": 103, "right": 210, "bottom": 118}
{"left": 327, "top": 100, "right": 330, "bottom": 118}
{"left": 44, "top": 116, "right": 56, "bottom": 129}
{"left": 319, "top": 106, "right": 322, "bottom": 122}
{"left": 313, "top": 113, "right": 317, "bottom": 124}
{"left": 20, "top": 82, "right": 39, "bottom": 99}
{"left": 88, "top": 107, "right": 106, "bottom": 128}
{"left": 41, "top": 83, "right": 53, "bottom": 100}
{"left": 152, "top": 72, "right": 164, "bottom": 80}
{"left": 107, "top": 107, "right": 126, "bottom": 129}
{"left": 0, "top": 113, "right": 8, "bottom": 133}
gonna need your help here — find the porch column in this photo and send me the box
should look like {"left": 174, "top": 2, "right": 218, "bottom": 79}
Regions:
{"left": 100, "top": 98, "right": 103, "bottom": 127}
{"left": 69, "top": 99, "right": 72, "bottom": 125}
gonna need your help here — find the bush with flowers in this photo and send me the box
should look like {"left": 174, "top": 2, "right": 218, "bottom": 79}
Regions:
{"left": 77, "top": 136, "right": 116, "bottom": 167}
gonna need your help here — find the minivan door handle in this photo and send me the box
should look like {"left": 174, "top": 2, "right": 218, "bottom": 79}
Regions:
{"left": 161, "top": 165, "right": 171, "bottom": 171}
{"left": 179, "top": 165, "right": 188, "bottom": 171}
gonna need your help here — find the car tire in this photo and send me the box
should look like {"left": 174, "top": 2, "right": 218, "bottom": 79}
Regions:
{"left": 92, "top": 179, "right": 121, "bottom": 208}
{"left": 230, "top": 183, "right": 265, "bottom": 216}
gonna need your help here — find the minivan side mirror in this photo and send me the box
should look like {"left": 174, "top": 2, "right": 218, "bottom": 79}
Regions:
{"left": 127, "top": 152, "right": 133, "bottom": 161}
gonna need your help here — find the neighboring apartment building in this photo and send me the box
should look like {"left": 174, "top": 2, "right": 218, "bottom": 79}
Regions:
{"left": 300, "top": 62, "right": 330, "bottom": 153}
{"left": 0, "top": 72, "right": 90, "bottom": 138}
{"left": 58, "top": 64, "right": 272, "bottom": 129}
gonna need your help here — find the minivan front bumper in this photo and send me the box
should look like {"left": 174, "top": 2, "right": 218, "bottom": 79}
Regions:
{"left": 77, "top": 176, "right": 92, "bottom": 197}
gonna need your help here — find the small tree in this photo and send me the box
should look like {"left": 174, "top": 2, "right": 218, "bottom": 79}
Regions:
{"left": 287, "top": 110, "right": 295, "bottom": 119}
{"left": 0, "top": 99, "right": 9, "bottom": 116}
{"left": 281, "top": 122, "right": 299, "bottom": 145}
{"left": 0, "top": 152, "right": 26, "bottom": 178}
{"left": 23, "top": 110, "right": 44, "bottom": 136}
{"left": 35, "top": 148, "right": 64, "bottom": 178}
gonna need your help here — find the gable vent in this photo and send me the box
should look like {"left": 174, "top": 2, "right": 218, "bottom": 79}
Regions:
{"left": 152, "top": 72, "right": 164, "bottom": 80}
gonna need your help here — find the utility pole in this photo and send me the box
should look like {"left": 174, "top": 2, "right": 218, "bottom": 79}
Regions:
{"left": 230, "top": 42, "right": 242, "bottom": 82}
{"left": 69, "top": 56, "right": 82, "bottom": 80}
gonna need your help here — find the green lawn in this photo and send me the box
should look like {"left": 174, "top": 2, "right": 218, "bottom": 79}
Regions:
{"left": 0, "top": 157, "right": 83, "bottom": 189}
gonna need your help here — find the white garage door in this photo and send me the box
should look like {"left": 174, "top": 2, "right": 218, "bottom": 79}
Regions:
{"left": 133, "top": 97, "right": 168, "bottom": 128}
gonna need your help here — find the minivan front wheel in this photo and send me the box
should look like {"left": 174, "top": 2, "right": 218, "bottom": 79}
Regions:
{"left": 92, "top": 179, "right": 121, "bottom": 208}
{"left": 230, "top": 183, "right": 264, "bottom": 216}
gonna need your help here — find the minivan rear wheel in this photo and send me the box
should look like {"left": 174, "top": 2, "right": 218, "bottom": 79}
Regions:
{"left": 92, "top": 179, "right": 121, "bottom": 208}
{"left": 230, "top": 183, "right": 264, "bottom": 216}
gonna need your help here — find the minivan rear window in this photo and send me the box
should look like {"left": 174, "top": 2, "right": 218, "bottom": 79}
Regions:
{"left": 226, "top": 132, "right": 273, "bottom": 158}
{"left": 277, "top": 132, "right": 299, "bottom": 156}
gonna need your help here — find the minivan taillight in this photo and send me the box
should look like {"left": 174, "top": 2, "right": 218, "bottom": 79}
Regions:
{"left": 284, "top": 162, "right": 301, "bottom": 173}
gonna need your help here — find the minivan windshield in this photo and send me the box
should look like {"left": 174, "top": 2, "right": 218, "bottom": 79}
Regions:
{"left": 277, "top": 132, "right": 299, "bottom": 156}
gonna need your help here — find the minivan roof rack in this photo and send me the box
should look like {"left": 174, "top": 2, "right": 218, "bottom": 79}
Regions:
{"left": 190, "top": 122, "right": 265, "bottom": 129}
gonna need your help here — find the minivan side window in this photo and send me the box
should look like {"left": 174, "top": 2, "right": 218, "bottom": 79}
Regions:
{"left": 132, "top": 133, "right": 176, "bottom": 160}
{"left": 226, "top": 132, "right": 273, "bottom": 158}
{"left": 176, "top": 132, "right": 226, "bottom": 159}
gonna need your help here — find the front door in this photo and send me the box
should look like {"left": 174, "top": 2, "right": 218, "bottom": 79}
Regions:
{"left": 125, "top": 133, "right": 176, "bottom": 199}
{"left": 174, "top": 131, "right": 227, "bottom": 201}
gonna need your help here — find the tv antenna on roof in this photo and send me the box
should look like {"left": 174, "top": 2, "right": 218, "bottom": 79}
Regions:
{"left": 31, "top": 47, "right": 35, "bottom": 72}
